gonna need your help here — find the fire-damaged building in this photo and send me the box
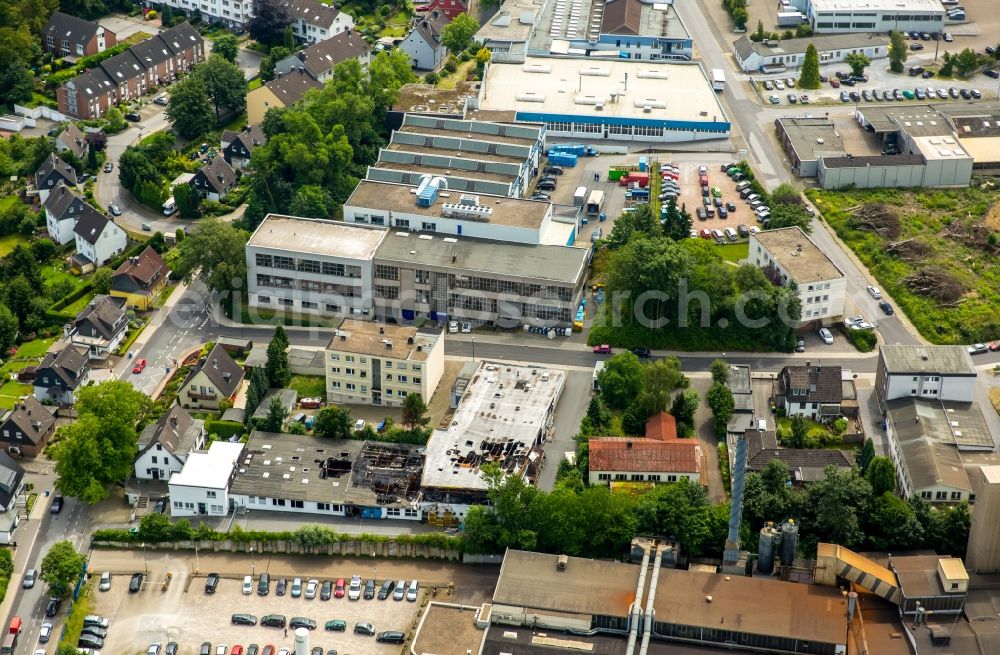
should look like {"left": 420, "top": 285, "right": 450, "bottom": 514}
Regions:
{"left": 228, "top": 431, "right": 425, "bottom": 520}
{"left": 419, "top": 361, "right": 565, "bottom": 526}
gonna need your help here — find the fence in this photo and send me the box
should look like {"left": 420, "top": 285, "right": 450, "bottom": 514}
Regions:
{"left": 92, "top": 538, "right": 462, "bottom": 561}
{"left": 13, "top": 105, "right": 69, "bottom": 123}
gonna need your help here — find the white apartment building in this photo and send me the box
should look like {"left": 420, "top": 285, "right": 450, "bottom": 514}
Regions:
{"left": 168, "top": 441, "right": 244, "bottom": 517}
{"left": 749, "top": 227, "right": 846, "bottom": 326}
{"left": 284, "top": 0, "right": 354, "bottom": 44}
{"left": 876, "top": 345, "right": 978, "bottom": 407}
{"left": 245, "top": 214, "right": 386, "bottom": 318}
{"left": 160, "top": 0, "right": 252, "bottom": 30}
{"left": 324, "top": 319, "right": 444, "bottom": 407}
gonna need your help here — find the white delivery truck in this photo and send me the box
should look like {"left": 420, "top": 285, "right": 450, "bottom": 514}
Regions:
{"left": 711, "top": 68, "right": 726, "bottom": 92}
{"left": 573, "top": 186, "right": 588, "bottom": 206}
{"left": 162, "top": 197, "right": 176, "bottom": 215}
{"left": 586, "top": 189, "right": 605, "bottom": 215}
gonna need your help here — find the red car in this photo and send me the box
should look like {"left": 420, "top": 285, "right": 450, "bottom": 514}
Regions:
{"left": 334, "top": 578, "right": 346, "bottom": 598}
{"left": 700, "top": 229, "right": 713, "bottom": 239}
{"left": 593, "top": 344, "right": 612, "bottom": 354}
{"left": 988, "top": 340, "right": 1000, "bottom": 352}
{"left": 231, "top": 647, "right": 243, "bottom": 655}
{"left": 132, "top": 358, "right": 147, "bottom": 374}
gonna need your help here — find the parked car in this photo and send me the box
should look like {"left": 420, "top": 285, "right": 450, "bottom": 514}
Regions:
{"left": 39, "top": 623, "right": 52, "bottom": 644}
{"left": 818, "top": 328, "right": 834, "bottom": 345}
{"left": 348, "top": 576, "right": 362, "bottom": 601}
{"left": 108, "top": 203, "right": 122, "bottom": 216}
{"left": 879, "top": 301, "right": 894, "bottom": 315}
{"left": 242, "top": 576, "right": 253, "bottom": 595}
{"left": 216, "top": 645, "right": 227, "bottom": 655}
{"left": 154, "top": 94, "right": 168, "bottom": 105}
{"left": 125, "top": 112, "right": 141, "bottom": 122}
{"left": 968, "top": 343, "right": 988, "bottom": 355}
{"left": 629, "top": 347, "right": 651, "bottom": 358}
{"left": 23, "top": 569, "right": 37, "bottom": 589}
{"left": 305, "top": 579, "right": 319, "bottom": 599}
{"left": 972, "top": 89, "right": 982, "bottom": 98}
{"left": 593, "top": 344, "right": 611, "bottom": 354}
{"left": 289, "top": 618, "right": 316, "bottom": 630}
{"left": 82, "top": 627, "right": 107, "bottom": 640}
{"left": 840, "top": 91, "right": 850, "bottom": 102}
{"left": 393, "top": 579, "right": 407, "bottom": 601}
{"left": 334, "top": 578, "right": 345, "bottom": 599}
{"left": 320, "top": 580, "right": 332, "bottom": 601}
{"left": 205, "top": 573, "right": 220, "bottom": 594}
{"left": 200, "top": 643, "right": 212, "bottom": 655}
{"left": 257, "top": 572, "right": 270, "bottom": 596}
{"left": 376, "top": 632, "right": 405, "bottom": 644}
{"left": 768, "top": 94, "right": 780, "bottom": 104}
{"left": 83, "top": 616, "right": 109, "bottom": 629}
{"left": 129, "top": 573, "right": 143, "bottom": 593}
{"left": 537, "top": 180, "right": 556, "bottom": 191}
{"left": 98, "top": 572, "right": 111, "bottom": 591}
{"left": 910, "top": 42, "right": 924, "bottom": 51}
{"left": 103, "top": 162, "right": 113, "bottom": 173}
{"left": 378, "top": 579, "right": 395, "bottom": 600}
{"left": 364, "top": 579, "right": 376, "bottom": 600}
{"left": 354, "top": 623, "right": 376, "bottom": 636}
{"left": 866, "top": 285, "right": 881, "bottom": 299}
{"left": 51, "top": 495, "right": 64, "bottom": 513}
{"left": 763, "top": 80, "right": 773, "bottom": 90}
{"left": 324, "top": 620, "right": 346, "bottom": 632}
{"left": 543, "top": 165, "right": 564, "bottom": 175}
{"left": 232, "top": 647, "right": 244, "bottom": 655}
{"left": 260, "top": 615, "right": 286, "bottom": 628}
{"left": 529, "top": 193, "right": 550, "bottom": 201}
{"left": 787, "top": 93, "right": 797, "bottom": 103}
{"left": 795, "top": 338, "right": 806, "bottom": 353}
{"left": 79, "top": 635, "right": 104, "bottom": 650}
{"left": 232, "top": 614, "right": 257, "bottom": 626}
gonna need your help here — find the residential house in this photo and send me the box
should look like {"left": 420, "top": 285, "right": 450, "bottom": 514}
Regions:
{"left": 57, "top": 23, "right": 205, "bottom": 119}
{"left": 246, "top": 68, "right": 323, "bottom": 125}
{"left": 748, "top": 227, "right": 847, "bottom": 326}
{"left": 168, "top": 441, "right": 245, "bottom": 517}
{"left": 63, "top": 295, "right": 129, "bottom": 360}
{"left": 274, "top": 29, "right": 371, "bottom": 82}
{"left": 0, "top": 453, "right": 26, "bottom": 545}
{"left": 588, "top": 413, "right": 703, "bottom": 486}
{"left": 744, "top": 429, "right": 855, "bottom": 484}
{"left": 732, "top": 34, "right": 888, "bottom": 73}
{"left": 34, "top": 346, "right": 90, "bottom": 405}
{"left": 776, "top": 364, "right": 844, "bottom": 422}
{"left": 415, "top": 0, "right": 468, "bottom": 21}
{"left": 158, "top": 0, "right": 253, "bottom": 31}
{"left": 220, "top": 124, "right": 267, "bottom": 171}
{"left": 73, "top": 209, "right": 127, "bottom": 270}
{"left": 283, "top": 0, "right": 354, "bottom": 44}
{"left": 876, "top": 345, "right": 978, "bottom": 408}
{"left": 43, "top": 11, "right": 117, "bottom": 60}
{"left": 110, "top": 246, "right": 169, "bottom": 311}
{"left": 190, "top": 155, "right": 238, "bottom": 202}
{"left": 34, "top": 154, "right": 78, "bottom": 204}
{"left": 324, "top": 320, "right": 445, "bottom": 407}
{"left": 178, "top": 344, "right": 245, "bottom": 411}
{"left": 43, "top": 182, "right": 95, "bottom": 245}
{"left": 0, "top": 397, "right": 56, "bottom": 457}
{"left": 400, "top": 10, "right": 448, "bottom": 71}
{"left": 135, "top": 405, "right": 206, "bottom": 481}
{"left": 54, "top": 123, "right": 89, "bottom": 161}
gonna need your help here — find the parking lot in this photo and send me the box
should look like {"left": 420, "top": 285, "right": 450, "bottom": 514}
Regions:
{"left": 670, "top": 161, "right": 760, "bottom": 241}
{"left": 85, "top": 551, "right": 499, "bottom": 655}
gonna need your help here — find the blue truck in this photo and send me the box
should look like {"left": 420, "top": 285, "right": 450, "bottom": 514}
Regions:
{"left": 548, "top": 144, "right": 598, "bottom": 157}
{"left": 548, "top": 152, "right": 578, "bottom": 167}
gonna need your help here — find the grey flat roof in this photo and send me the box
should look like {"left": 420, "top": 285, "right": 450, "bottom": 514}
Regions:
{"left": 374, "top": 230, "right": 589, "bottom": 285}
{"left": 248, "top": 214, "right": 387, "bottom": 259}
{"left": 494, "top": 550, "right": 639, "bottom": 618}
{"left": 886, "top": 399, "right": 973, "bottom": 492}
{"left": 880, "top": 345, "right": 976, "bottom": 376}
{"left": 347, "top": 181, "right": 547, "bottom": 228}
{"left": 751, "top": 227, "right": 845, "bottom": 283}
{"left": 742, "top": 33, "right": 888, "bottom": 59}
{"left": 372, "top": 161, "right": 516, "bottom": 184}
{"left": 399, "top": 124, "right": 536, "bottom": 148}
{"left": 229, "top": 431, "right": 425, "bottom": 507}
{"left": 822, "top": 154, "right": 925, "bottom": 168}
{"left": 776, "top": 117, "right": 847, "bottom": 162}
{"left": 386, "top": 141, "right": 525, "bottom": 165}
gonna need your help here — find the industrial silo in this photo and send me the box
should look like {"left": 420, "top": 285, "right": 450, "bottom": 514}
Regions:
{"left": 293, "top": 627, "right": 309, "bottom": 655}
{"left": 757, "top": 522, "right": 780, "bottom": 574}
{"left": 779, "top": 519, "right": 799, "bottom": 566}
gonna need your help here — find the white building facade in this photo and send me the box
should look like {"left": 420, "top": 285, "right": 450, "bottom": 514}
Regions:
{"left": 168, "top": 441, "right": 244, "bottom": 518}
{"left": 802, "top": 0, "right": 945, "bottom": 34}
{"left": 159, "top": 0, "right": 252, "bottom": 30}
{"left": 876, "top": 345, "right": 978, "bottom": 406}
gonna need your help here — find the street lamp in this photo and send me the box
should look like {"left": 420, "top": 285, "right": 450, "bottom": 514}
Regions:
{"left": 372, "top": 550, "right": 377, "bottom": 584}
{"left": 141, "top": 542, "right": 148, "bottom": 573}
{"left": 194, "top": 542, "right": 199, "bottom": 574}
{"left": 250, "top": 546, "right": 255, "bottom": 577}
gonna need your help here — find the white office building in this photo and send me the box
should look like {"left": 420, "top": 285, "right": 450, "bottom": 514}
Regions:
{"left": 876, "top": 345, "right": 978, "bottom": 407}
{"left": 802, "top": 0, "right": 945, "bottom": 35}
{"left": 168, "top": 441, "right": 244, "bottom": 517}
{"left": 159, "top": 0, "right": 252, "bottom": 30}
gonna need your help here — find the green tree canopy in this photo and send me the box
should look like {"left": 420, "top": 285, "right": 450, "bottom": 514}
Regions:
{"left": 888, "top": 30, "right": 907, "bottom": 73}
{"left": 844, "top": 52, "right": 871, "bottom": 76}
{"left": 288, "top": 184, "right": 333, "bottom": 218}
{"left": 170, "top": 219, "right": 249, "bottom": 312}
{"left": 597, "top": 352, "right": 644, "bottom": 409}
{"left": 313, "top": 405, "right": 352, "bottom": 439}
{"left": 211, "top": 33, "right": 241, "bottom": 63}
{"left": 706, "top": 382, "right": 735, "bottom": 438}
{"left": 260, "top": 396, "right": 288, "bottom": 432}
{"left": 441, "top": 13, "right": 479, "bottom": 53}
{"left": 265, "top": 330, "right": 290, "bottom": 388}
{"left": 865, "top": 456, "right": 896, "bottom": 497}
{"left": 248, "top": 0, "right": 292, "bottom": 47}
{"left": 166, "top": 74, "right": 214, "bottom": 138}
{"left": 669, "top": 388, "right": 700, "bottom": 433}
{"left": 92, "top": 267, "right": 112, "bottom": 294}
{"left": 0, "top": 303, "right": 17, "bottom": 352}
{"left": 195, "top": 53, "right": 248, "bottom": 120}
{"left": 40, "top": 541, "right": 87, "bottom": 598}
{"left": 799, "top": 43, "right": 820, "bottom": 88}
{"left": 402, "top": 393, "right": 429, "bottom": 430}
{"left": 709, "top": 358, "right": 729, "bottom": 384}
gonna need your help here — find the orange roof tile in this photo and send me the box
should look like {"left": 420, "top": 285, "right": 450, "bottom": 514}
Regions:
{"left": 589, "top": 437, "right": 701, "bottom": 474}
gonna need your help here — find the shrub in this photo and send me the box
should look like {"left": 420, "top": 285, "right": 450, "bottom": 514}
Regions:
{"left": 0, "top": 549, "right": 12, "bottom": 603}
{"left": 424, "top": 72, "right": 439, "bottom": 84}
{"left": 718, "top": 443, "right": 730, "bottom": 493}
{"left": 841, "top": 325, "right": 877, "bottom": 352}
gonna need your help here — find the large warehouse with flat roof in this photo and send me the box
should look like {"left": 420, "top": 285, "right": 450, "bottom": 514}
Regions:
{"left": 474, "top": 57, "right": 729, "bottom": 143}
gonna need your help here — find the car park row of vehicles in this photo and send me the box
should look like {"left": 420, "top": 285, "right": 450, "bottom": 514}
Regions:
{"left": 839, "top": 86, "right": 982, "bottom": 103}
{"left": 208, "top": 572, "right": 419, "bottom": 603}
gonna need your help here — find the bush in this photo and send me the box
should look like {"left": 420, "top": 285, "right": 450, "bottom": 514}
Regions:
{"left": 204, "top": 419, "right": 244, "bottom": 439}
{"left": 424, "top": 72, "right": 439, "bottom": 84}
{"left": 718, "top": 443, "right": 730, "bottom": 493}
{"left": 841, "top": 325, "right": 877, "bottom": 352}
{"left": 0, "top": 549, "right": 12, "bottom": 603}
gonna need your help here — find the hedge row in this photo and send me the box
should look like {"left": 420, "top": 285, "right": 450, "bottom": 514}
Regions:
{"left": 0, "top": 549, "right": 12, "bottom": 604}
{"left": 50, "top": 282, "right": 96, "bottom": 312}
{"left": 204, "top": 419, "right": 244, "bottom": 439}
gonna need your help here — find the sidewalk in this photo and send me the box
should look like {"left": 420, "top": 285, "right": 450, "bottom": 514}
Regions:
{"left": 112, "top": 281, "right": 191, "bottom": 378}
{"left": 0, "top": 489, "right": 54, "bottom": 633}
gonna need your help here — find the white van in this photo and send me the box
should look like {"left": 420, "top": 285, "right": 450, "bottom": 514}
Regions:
{"left": 162, "top": 197, "right": 176, "bottom": 215}
{"left": 353, "top": 419, "right": 365, "bottom": 432}
{"left": 724, "top": 227, "right": 738, "bottom": 241}
{"left": 406, "top": 580, "right": 419, "bottom": 602}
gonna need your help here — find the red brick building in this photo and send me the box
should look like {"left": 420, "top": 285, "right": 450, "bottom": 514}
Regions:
{"left": 43, "top": 11, "right": 117, "bottom": 60}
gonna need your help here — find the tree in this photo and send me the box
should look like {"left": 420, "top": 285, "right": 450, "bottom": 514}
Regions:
{"left": 606, "top": 204, "right": 660, "bottom": 249}
{"left": 954, "top": 48, "right": 980, "bottom": 77}
{"left": 867, "top": 492, "right": 923, "bottom": 550}
{"left": 212, "top": 33, "right": 241, "bottom": 63}
{"left": 314, "top": 405, "right": 352, "bottom": 440}
{"left": 766, "top": 203, "right": 812, "bottom": 233}
{"left": 661, "top": 197, "right": 691, "bottom": 242}
{"left": 858, "top": 438, "right": 876, "bottom": 472}
{"left": 173, "top": 182, "right": 200, "bottom": 218}
{"left": 244, "top": 366, "right": 268, "bottom": 421}
{"left": 272, "top": 324, "right": 288, "bottom": 349}
{"left": 669, "top": 389, "right": 699, "bottom": 433}
{"left": 118, "top": 148, "right": 158, "bottom": 192}
{"left": 596, "top": 352, "right": 644, "bottom": 409}
{"left": 585, "top": 396, "right": 611, "bottom": 433}
{"left": 636, "top": 479, "right": 714, "bottom": 556}
{"left": 288, "top": 184, "right": 333, "bottom": 218}
{"left": 0, "top": 62, "right": 34, "bottom": 105}
{"left": 195, "top": 54, "right": 247, "bottom": 121}
{"left": 865, "top": 456, "right": 896, "bottom": 497}
{"left": 770, "top": 183, "right": 803, "bottom": 206}
{"left": 753, "top": 19, "right": 765, "bottom": 42}
{"left": 161, "top": 4, "right": 174, "bottom": 25}
{"left": 258, "top": 45, "right": 289, "bottom": 82}
{"left": 799, "top": 43, "right": 820, "bottom": 89}
{"left": 92, "top": 267, "right": 112, "bottom": 294}
{"left": 706, "top": 382, "right": 735, "bottom": 438}
{"left": 166, "top": 74, "right": 214, "bottom": 138}
{"left": 248, "top": 0, "right": 292, "bottom": 47}
{"left": 171, "top": 220, "right": 249, "bottom": 312}
{"left": 402, "top": 393, "right": 429, "bottom": 431}
{"left": 283, "top": 25, "right": 295, "bottom": 50}
{"left": 265, "top": 332, "right": 290, "bottom": 388}
{"left": 40, "top": 541, "right": 86, "bottom": 598}
{"left": 86, "top": 142, "right": 99, "bottom": 172}
{"left": 789, "top": 415, "right": 809, "bottom": 448}
{"left": 641, "top": 357, "right": 685, "bottom": 415}
{"left": 888, "top": 30, "right": 907, "bottom": 73}
{"left": 441, "top": 13, "right": 479, "bottom": 53}
{"left": 260, "top": 396, "right": 288, "bottom": 432}
{"left": 709, "top": 358, "right": 729, "bottom": 385}
{"left": 805, "top": 466, "right": 872, "bottom": 548}
{"left": 844, "top": 52, "right": 871, "bottom": 77}
{"left": 0, "top": 304, "right": 17, "bottom": 352}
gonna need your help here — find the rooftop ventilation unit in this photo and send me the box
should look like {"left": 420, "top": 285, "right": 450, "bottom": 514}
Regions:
{"left": 516, "top": 93, "right": 546, "bottom": 103}
{"left": 579, "top": 66, "right": 610, "bottom": 77}
{"left": 574, "top": 95, "right": 602, "bottom": 105}
{"left": 633, "top": 99, "right": 666, "bottom": 109}
{"left": 522, "top": 63, "right": 551, "bottom": 73}
{"left": 637, "top": 69, "right": 669, "bottom": 80}
{"left": 441, "top": 197, "right": 494, "bottom": 221}
{"left": 415, "top": 174, "right": 448, "bottom": 207}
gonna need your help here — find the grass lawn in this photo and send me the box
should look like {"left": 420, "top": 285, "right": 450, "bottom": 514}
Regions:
{"left": 63, "top": 293, "right": 97, "bottom": 316}
{"left": 12, "top": 335, "right": 57, "bottom": 359}
{"left": 221, "top": 112, "right": 248, "bottom": 132}
{"left": 0, "top": 234, "right": 28, "bottom": 258}
{"left": 715, "top": 242, "right": 749, "bottom": 263}
{"left": 247, "top": 78, "right": 262, "bottom": 91}
{"left": 0, "top": 379, "right": 31, "bottom": 410}
{"left": 288, "top": 375, "right": 326, "bottom": 398}
{"left": 41, "top": 264, "right": 86, "bottom": 295}
{"left": 776, "top": 416, "right": 846, "bottom": 449}
{"left": 0, "top": 196, "right": 16, "bottom": 212}
{"left": 437, "top": 60, "right": 476, "bottom": 90}
{"left": 809, "top": 187, "right": 1000, "bottom": 344}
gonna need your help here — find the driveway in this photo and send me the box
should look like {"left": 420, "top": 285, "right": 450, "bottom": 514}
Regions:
{"left": 689, "top": 375, "right": 726, "bottom": 503}
{"left": 537, "top": 369, "right": 592, "bottom": 491}
{"left": 236, "top": 46, "right": 263, "bottom": 80}
{"left": 99, "top": 14, "right": 164, "bottom": 41}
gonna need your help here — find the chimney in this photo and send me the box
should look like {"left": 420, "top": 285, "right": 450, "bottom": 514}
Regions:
{"left": 212, "top": 358, "right": 218, "bottom": 368}
{"left": 223, "top": 372, "right": 231, "bottom": 382}
{"left": 169, "top": 413, "right": 178, "bottom": 427}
